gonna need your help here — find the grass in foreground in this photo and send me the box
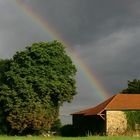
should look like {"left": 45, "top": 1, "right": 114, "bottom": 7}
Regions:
{"left": 0, "top": 136, "right": 139, "bottom": 140}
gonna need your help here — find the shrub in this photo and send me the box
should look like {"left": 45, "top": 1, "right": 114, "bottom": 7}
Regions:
{"left": 125, "top": 111, "right": 140, "bottom": 130}
{"left": 60, "top": 124, "right": 76, "bottom": 137}
{"left": 50, "top": 119, "right": 61, "bottom": 135}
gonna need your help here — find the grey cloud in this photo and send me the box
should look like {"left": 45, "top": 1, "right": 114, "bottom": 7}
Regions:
{"left": 0, "top": 0, "right": 52, "bottom": 58}
{"left": 77, "top": 27, "right": 140, "bottom": 93}
{"left": 22, "top": 0, "right": 140, "bottom": 45}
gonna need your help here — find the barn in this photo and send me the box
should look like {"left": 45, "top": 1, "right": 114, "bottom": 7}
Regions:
{"left": 71, "top": 94, "right": 140, "bottom": 136}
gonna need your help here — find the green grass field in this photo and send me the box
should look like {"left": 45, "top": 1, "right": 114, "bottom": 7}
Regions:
{"left": 0, "top": 136, "right": 139, "bottom": 140}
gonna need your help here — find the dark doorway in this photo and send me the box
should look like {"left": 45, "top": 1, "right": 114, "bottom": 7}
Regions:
{"left": 73, "top": 114, "right": 106, "bottom": 136}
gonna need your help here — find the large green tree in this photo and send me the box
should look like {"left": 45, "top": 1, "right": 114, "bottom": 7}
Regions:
{"left": 0, "top": 41, "right": 77, "bottom": 135}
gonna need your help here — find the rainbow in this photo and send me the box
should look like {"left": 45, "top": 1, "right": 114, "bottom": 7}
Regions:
{"left": 13, "top": 0, "right": 110, "bottom": 100}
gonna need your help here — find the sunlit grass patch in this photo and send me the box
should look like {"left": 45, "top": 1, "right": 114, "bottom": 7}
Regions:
{"left": 0, "top": 136, "right": 140, "bottom": 140}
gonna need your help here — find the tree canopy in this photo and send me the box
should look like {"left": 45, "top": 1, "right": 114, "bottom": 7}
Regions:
{"left": 122, "top": 79, "right": 140, "bottom": 94}
{"left": 0, "top": 41, "right": 77, "bottom": 135}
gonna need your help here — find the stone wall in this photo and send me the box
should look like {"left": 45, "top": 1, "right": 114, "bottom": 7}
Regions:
{"left": 106, "top": 110, "right": 127, "bottom": 136}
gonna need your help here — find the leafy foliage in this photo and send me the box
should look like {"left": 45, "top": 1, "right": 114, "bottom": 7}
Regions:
{"left": 0, "top": 41, "right": 77, "bottom": 135}
{"left": 51, "top": 118, "right": 61, "bottom": 135}
{"left": 122, "top": 79, "right": 140, "bottom": 93}
{"left": 125, "top": 111, "right": 140, "bottom": 130}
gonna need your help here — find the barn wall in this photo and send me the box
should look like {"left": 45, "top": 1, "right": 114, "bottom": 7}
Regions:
{"left": 106, "top": 110, "right": 127, "bottom": 136}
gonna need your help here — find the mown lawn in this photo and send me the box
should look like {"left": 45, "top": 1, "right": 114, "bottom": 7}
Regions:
{"left": 0, "top": 136, "right": 139, "bottom": 140}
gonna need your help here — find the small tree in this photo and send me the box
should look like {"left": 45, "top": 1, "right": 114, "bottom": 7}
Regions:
{"left": 0, "top": 41, "right": 77, "bottom": 135}
{"left": 122, "top": 79, "right": 140, "bottom": 94}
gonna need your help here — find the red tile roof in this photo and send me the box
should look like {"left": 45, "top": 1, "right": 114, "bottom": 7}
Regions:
{"left": 71, "top": 94, "right": 140, "bottom": 116}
